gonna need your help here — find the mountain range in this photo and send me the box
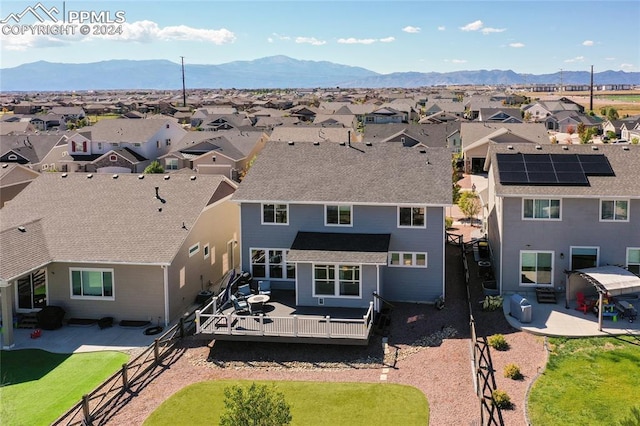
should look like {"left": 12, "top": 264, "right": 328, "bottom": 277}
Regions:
{"left": 1, "top": 55, "right": 638, "bottom": 91}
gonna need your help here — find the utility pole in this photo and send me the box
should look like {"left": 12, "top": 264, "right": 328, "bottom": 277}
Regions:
{"left": 589, "top": 65, "right": 594, "bottom": 112}
{"left": 181, "top": 56, "right": 187, "bottom": 108}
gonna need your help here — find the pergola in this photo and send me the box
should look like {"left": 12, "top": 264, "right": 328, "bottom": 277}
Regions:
{"left": 567, "top": 265, "right": 640, "bottom": 331}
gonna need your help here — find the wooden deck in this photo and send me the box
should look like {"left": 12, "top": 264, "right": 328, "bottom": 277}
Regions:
{"left": 195, "top": 290, "right": 375, "bottom": 345}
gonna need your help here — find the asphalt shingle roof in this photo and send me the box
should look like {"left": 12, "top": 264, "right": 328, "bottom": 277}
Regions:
{"left": 232, "top": 141, "right": 452, "bottom": 205}
{"left": 0, "top": 173, "right": 233, "bottom": 280}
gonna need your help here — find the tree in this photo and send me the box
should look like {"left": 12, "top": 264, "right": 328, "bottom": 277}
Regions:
{"left": 566, "top": 125, "right": 575, "bottom": 135}
{"left": 144, "top": 160, "right": 164, "bottom": 174}
{"left": 606, "top": 107, "right": 619, "bottom": 122}
{"left": 632, "top": 137, "right": 639, "bottom": 145}
{"left": 524, "top": 111, "right": 532, "bottom": 122}
{"left": 219, "top": 383, "right": 292, "bottom": 426}
{"left": 458, "top": 191, "right": 481, "bottom": 226}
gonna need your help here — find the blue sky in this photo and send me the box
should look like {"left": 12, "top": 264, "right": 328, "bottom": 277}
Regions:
{"left": 1, "top": 0, "right": 638, "bottom": 74}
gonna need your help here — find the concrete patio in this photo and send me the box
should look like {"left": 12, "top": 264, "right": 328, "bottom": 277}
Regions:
{"left": 503, "top": 294, "right": 640, "bottom": 337}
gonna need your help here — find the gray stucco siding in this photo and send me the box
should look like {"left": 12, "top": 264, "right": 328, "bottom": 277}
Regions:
{"left": 499, "top": 197, "right": 640, "bottom": 294}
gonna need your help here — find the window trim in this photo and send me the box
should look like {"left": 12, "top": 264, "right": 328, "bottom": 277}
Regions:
{"left": 388, "top": 252, "right": 428, "bottom": 268}
{"left": 627, "top": 247, "right": 640, "bottom": 276}
{"left": 312, "top": 263, "right": 362, "bottom": 299}
{"left": 324, "top": 204, "right": 353, "bottom": 227}
{"left": 522, "top": 198, "right": 562, "bottom": 221}
{"left": 599, "top": 198, "right": 629, "bottom": 222}
{"left": 250, "top": 248, "right": 295, "bottom": 281}
{"left": 519, "top": 250, "right": 554, "bottom": 287}
{"left": 569, "top": 246, "right": 599, "bottom": 270}
{"left": 189, "top": 243, "right": 200, "bottom": 257}
{"left": 261, "top": 203, "right": 289, "bottom": 225}
{"left": 397, "top": 206, "right": 427, "bottom": 228}
{"left": 69, "top": 267, "right": 115, "bottom": 301}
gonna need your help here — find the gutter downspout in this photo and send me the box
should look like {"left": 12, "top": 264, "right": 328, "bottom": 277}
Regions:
{"left": 162, "top": 265, "right": 169, "bottom": 327}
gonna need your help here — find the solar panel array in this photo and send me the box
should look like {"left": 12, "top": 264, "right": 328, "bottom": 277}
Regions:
{"left": 497, "top": 153, "right": 615, "bottom": 186}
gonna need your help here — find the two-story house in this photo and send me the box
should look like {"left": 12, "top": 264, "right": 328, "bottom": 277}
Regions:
{"left": 484, "top": 143, "right": 640, "bottom": 300}
{"left": 231, "top": 141, "right": 452, "bottom": 311}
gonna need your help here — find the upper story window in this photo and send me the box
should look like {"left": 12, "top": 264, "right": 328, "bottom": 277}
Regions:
{"left": 600, "top": 199, "right": 629, "bottom": 222}
{"left": 262, "top": 203, "right": 288, "bottom": 225}
{"left": 398, "top": 206, "right": 426, "bottom": 228}
{"left": 627, "top": 248, "right": 640, "bottom": 276}
{"left": 70, "top": 268, "right": 114, "bottom": 300}
{"left": 325, "top": 205, "right": 352, "bottom": 226}
{"left": 189, "top": 242, "right": 200, "bottom": 257}
{"left": 523, "top": 199, "right": 561, "bottom": 220}
{"left": 166, "top": 158, "right": 178, "bottom": 170}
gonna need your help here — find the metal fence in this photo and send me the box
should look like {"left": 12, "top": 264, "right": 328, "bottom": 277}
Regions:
{"left": 51, "top": 311, "right": 198, "bottom": 426}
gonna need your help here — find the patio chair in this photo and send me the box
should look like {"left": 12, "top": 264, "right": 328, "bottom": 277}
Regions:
{"left": 258, "top": 280, "right": 271, "bottom": 296}
{"left": 230, "top": 295, "right": 251, "bottom": 314}
{"left": 236, "top": 283, "right": 252, "bottom": 300}
{"left": 576, "top": 292, "right": 592, "bottom": 314}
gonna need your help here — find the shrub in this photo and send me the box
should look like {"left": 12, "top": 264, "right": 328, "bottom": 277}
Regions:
{"left": 503, "top": 363, "right": 523, "bottom": 380}
{"left": 488, "top": 334, "right": 509, "bottom": 351}
{"left": 492, "top": 389, "right": 512, "bottom": 409}
{"left": 219, "top": 382, "right": 292, "bottom": 426}
{"left": 445, "top": 216, "right": 453, "bottom": 229}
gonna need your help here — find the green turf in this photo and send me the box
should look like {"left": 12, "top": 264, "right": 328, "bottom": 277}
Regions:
{"left": 528, "top": 336, "right": 640, "bottom": 425}
{"left": 144, "top": 380, "right": 429, "bottom": 426}
{"left": 0, "top": 349, "right": 129, "bottom": 425}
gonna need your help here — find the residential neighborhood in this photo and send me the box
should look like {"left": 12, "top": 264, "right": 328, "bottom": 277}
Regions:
{"left": 1, "top": 85, "right": 639, "bottom": 425}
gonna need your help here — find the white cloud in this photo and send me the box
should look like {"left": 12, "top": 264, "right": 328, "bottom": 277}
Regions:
{"left": 437, "top": 26, "right": 446, "bottom": 31}
{"left": 481, "top": 27, "right": 506, "bottom": 35}
{"left": 338, "top": 37, "right": 394, "bottom": 44}
{"left": 402, "top": 26, "right": 421, "bottom": 34}
{"left": 270, "top": 33, "right": 291, "bottom": 42}
{"left": 460, "top": 20, "right": 505, "bottom": 35}
{"left": 460, "top": 20, "right": 483, "bottom": 31}
{"left": 582, "top": 40, "right": 594, "bottom": 46}
{"left": 509, "top": 42, "right": 525, "bottom": 48}
{"left": 564, "top": 56, "right": 585, "bottom": 63}
{"left": 445, "top": 59, "right": 467, "bottom": 64}
{"left": 295, "top": 36, "right": 326, "bottom": 46}
{"left": 620, "top": 63, "right": 634, "bottom": 69}
{"left": 338, "top": 38, "right": 376, "bottom": 45}
{"left": 94, "top": 21, "right": 236, "bottom": 44}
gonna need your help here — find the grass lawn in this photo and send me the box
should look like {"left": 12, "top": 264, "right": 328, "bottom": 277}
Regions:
{"left": 0, "top": 349, "right": 129, "bottom": 425}
{"left": 144, "top": 380, "right": 429, "bottom": 426}
{"left": 528, "top": 336, "right": 640, "bottom": 426}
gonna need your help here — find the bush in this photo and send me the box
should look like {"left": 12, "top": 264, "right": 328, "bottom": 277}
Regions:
{"left": 219, "top": 382, "right": 292, "bottom": 426}
{"left": 488, "top": 334, "right": 509, "bottom": 351}
{"left": 445, "top": 216, "right": 453, "bottom": 229}
{"left": 503, "top": 363, "right": 523, "bottom": 380}
{"left": 492, "top": 389, "right": 512, "bottom": 409}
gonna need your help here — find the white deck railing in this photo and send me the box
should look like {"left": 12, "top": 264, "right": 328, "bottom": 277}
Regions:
{"left": 196, "top": 301, "right": 374, "bottom": 340}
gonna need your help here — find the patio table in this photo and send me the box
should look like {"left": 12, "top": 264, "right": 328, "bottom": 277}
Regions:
{"left": 247, "top": 294, "right": 270, "bottom": 313}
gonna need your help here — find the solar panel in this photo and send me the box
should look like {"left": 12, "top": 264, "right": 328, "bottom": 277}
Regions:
{"left": 496, "top": 152, "right": 615, "bottom": 186}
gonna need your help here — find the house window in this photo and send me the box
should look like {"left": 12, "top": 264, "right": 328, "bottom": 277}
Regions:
{"left": 111, "top": 143, "right": 118, "bottom": 147}
{"left": 204, "top": 243, "right": 210, "bottom": 259}
{"left": 523, "top": 199, "right": 561, "bottom": 220}
{"left": 520, "top": 251, "right": 553, "bottom": 286}
{"left": 166, "top": 123, "right": 170, "bottom": 129}
{"left": 250, "top": 248, "right": 295, "bottom": 280}
{"left": 313, "top": 264, "right": 360, "bottom": 297}
{"left": 600, "top": 199, "right": 629, "bottom": 222}
{"left": 70, "top": 268, "right": 114, "bottom": 300}
{"left": 165, "top": 139, "right": 171, "bottom": 146}
{"left": 570, "top": 246, "right": 599, "bottom": 270}
{"left": 398, "top": 206, "right": 426, "bottom": 228}
{"left": 189, "top": 243, "right": 200, "bottom": 257}
{"left": 109, "top": 155, "right": 118, "bottom": 162}
{"left": 97, "top": 142, "right": 102, "bottom": 150}
{"left": 325, "top": 205, "right": 352, "bottom": 226}
{"left": 156, "top": 141, "right": 160, "bottom": 148}
{"left": 627, "top": 248, "right": 640, "bottom": 276}
{"left": 134, "top": 143, "right": 141, "bottom": 147}
{"left": 7, "top": 154, "right": 18, "bottom": 160}
{"left": 166, "top": 158, "right": 178, "bottom": 170}
{"left": 262, "top": 204, "right": 288, "bottom": 225}
{"left": 389, "top": 252, "right": 427, "bottom": 268}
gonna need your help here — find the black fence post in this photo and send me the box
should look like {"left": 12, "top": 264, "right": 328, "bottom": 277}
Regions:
{"left": 82, "top": 394, "right": 92, "bottom": 425}
{"left": 121, "top": 363, "right": 129, "bottom": 391}
{"left": 179, "top": 317, "right": 184, "bottom": 339}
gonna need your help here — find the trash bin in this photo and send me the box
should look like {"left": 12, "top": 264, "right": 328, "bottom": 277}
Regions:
{"left": 510, "top": 294, "right": 532, "bottom": 323}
